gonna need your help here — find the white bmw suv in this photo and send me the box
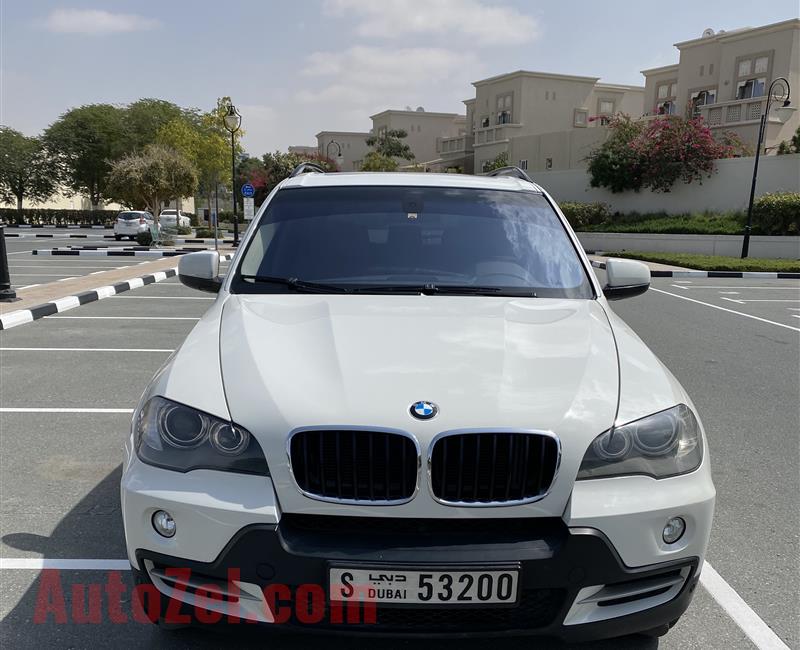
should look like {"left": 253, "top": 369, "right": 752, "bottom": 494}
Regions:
{"left": 121, "top": 165, "right": 715, "bottom": 641}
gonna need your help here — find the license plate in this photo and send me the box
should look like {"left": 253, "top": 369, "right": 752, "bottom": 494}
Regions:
{"left": 329, "top": 566, "right": 519, "bottom": 605}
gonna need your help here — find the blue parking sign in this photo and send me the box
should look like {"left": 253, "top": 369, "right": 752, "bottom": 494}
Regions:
{"left": 241, "top": 183, "right": 255, "bottom": 198}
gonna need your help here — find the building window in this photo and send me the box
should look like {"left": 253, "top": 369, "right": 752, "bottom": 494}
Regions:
{"left": 552, "top": 91, "right": 556, "bottom": 101}
{"left": 690, "top": 88, "right": 717, "bottom": 116}
{"left": 573, "top": 108, "right": 588, "bottom": 127}
{"left": 657, "top": 84, "right": 669, "bottom": 99}
{"left": 654, "top": 80, "right": 677, "bottom": 115}
{"left": 519, "top": 159, "right": 528, "bottom": 170}
{"left": 754, "top": 56, "right": 769, "bottom": 74}
{"left": 709, "top": 63, "right": 714, "bottom": 75}
{"left": 599, "top": 100, "right": 614, "bottom": 115}
{"left": 545, "top": 91, "right": 549, "bottom": 100}
{"left": 495, "top": 93, "right": 513, "bottom": 125}
{"left": 736, "top": 78, "right": 766, "bottom": 99}
{"left": 699, "top": 64, "right": 704, "bottom": 76}
{"left": 738, "top": 59, "right": 751, "bottom": 77}
{"left": 545, "top": 158, "right": 553, "bottom": 170}
{"left": 480, "top": 116, "right": 490, "bottom": 128}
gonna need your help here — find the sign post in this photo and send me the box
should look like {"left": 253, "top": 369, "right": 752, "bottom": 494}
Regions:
{"left": 241, "top": 183, "right": 256, "bottom": 226}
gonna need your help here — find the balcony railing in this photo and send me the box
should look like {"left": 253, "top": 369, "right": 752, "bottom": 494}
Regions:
{"left": 473, "top": 123, "right": 523, "bottom": 146}
{"left": 699, "top": 97, "right": 768, "bottom": 127}
{"left": 436, "top": 135, "right": 474, "bottom": 156}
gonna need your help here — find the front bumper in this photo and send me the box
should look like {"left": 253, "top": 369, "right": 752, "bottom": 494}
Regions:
{"left": 131, "top": 514, "right": 699, "bottom": 641}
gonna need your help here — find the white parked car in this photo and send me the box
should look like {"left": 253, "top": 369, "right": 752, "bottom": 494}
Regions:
{"left": 158, "top": 209, "right": 191, "bottom": 231}
{"left": 122, "top": 165, "right": 714, "bottom": 641}
{"left": 113, "top": 210, "right": 153, "bottom": 240}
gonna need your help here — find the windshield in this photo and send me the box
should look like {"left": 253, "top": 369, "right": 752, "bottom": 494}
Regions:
{"left": 233, "top": 186, "right": 593, "bottom": 298}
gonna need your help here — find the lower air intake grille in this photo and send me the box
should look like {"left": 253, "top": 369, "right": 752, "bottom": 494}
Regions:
{"left": 430, "top": 431, "right": 559, "bottom": 504}
{"left": 289, "top": 429, "right": 418, "bottom": 503}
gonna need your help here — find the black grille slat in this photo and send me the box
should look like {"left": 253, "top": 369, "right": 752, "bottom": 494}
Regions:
{"left": 291, "top": 430, "right": 416, "bottom": 502}
{"left": 431, "top": 433, "right": 558, "bottom": 504}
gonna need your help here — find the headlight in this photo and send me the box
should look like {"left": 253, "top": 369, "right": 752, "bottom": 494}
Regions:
{"left": 577, "top": 404, "right": 702, "bottom": 480}
{"left": 135, "top": 396, "right": 269, "bottom": 475}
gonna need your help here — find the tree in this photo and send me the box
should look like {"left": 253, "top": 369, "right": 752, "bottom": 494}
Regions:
{"left": 260, "top": 150, "right": 337, "bottom": 194}
{"left": 359, "top": 151, "right": 398, "bottom": 172}
{"left": 124, "top": 99, "right": 186, "bottom": 152}
{"left": 777, "top": 126, "right": 800, "bottom": 154}
{"left": 481, "top": 151, "right": 509, "bottom": 173}
{"left": 365, "top": 129, "right": 414, "bottom": 161}
{"left": 43, "top": 104, "right": 128, "bottom": 208}
{"left": 587, "top": 114, "right": 746, "bottom": 193}
{"left": 105, "top": 144, "right": 197, "bottom": 224}
{"left": 0, "top": 127, "right": 57, "bottom": 209}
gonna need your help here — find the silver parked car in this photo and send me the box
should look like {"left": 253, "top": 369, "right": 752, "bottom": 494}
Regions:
{"left": 114, "top": 211, "right": 154, "bottom": 241}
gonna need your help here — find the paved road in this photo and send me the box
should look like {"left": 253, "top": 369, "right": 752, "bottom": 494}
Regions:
{"left": 0, "top": 269, "right": 797, "bottom": 649}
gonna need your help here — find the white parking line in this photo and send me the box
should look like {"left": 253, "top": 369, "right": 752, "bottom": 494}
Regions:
{"left": 16, "top": 284, "right": 41, "bottom": 290}
{"left": 0, "top": 559, "right": 130, "bottom": 570}
{"left": 109, "top": 295, "right": 214, "bottom": 300}
{"left": 45, "top": 316, "right": 200, "bottom": 320}
{"left": 700, "top": 562, "right": 790, "bottom": 650}
{"left": 0, "top": 408, "right": 133, "bottom": 413}
{"left": 0, "top": 347, "right": 174, "bottom": 352}
{"left": 650, "top": 288, "right": 800, "bottom": 333}
{"left": 667, "top": 285, "right": 800, "bottom": 290}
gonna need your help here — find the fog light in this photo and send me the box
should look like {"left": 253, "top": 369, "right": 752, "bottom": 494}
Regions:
{"left": 662, "top": 517, "right": 685, "bottom": 544}
{"left": 152, "top": 510, "right": 176, "bottom": 538}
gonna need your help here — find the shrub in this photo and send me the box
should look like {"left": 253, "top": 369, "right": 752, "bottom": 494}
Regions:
{"left": 195, "top": 228, "right": 215, "bottom": 238}
{"left": 0, "top": 208, "right": 117, "bottom": 226}
{"left": 136, "top": 230, "right": 153, "bottom": 246}
{"left": 177, "top": 225, "right": 192, "bottom": 235}
{"left": 482, "top": 151, "right": 509, "bottom": 173}
{"left": 776, "top": 126, "right": 800, "bottom": 155}
{"left": 752, "top": 192, "right": 800, "bottom": 236}
{"left": 559, "top": 202, "right": 612, "bottom": 230}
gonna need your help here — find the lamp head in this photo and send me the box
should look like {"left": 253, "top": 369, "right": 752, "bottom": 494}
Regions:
{"left": 223, "top": 104, "right": 241, "bottom": 133}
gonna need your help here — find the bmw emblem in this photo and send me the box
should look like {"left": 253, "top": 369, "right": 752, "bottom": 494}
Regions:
{"left": 410, "top": 401, "right": 438, "bottom": 420}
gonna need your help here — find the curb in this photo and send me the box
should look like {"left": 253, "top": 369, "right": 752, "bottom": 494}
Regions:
{"left": 4, "top": 233, "right": 234, "bottom": 243}
{"left": 32, "top": 248, "right": 209, "bottom": 257}
{"left": 0, "top": 269, "right": 178, "bottom": 330}
{"left": 589, "top": 260, "right": 800, "bottom": 279}
{"left": 0, "top": 254, "right": 233, "bottom": 330}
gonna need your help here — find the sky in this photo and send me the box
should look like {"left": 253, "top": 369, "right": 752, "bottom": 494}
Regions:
{"left": 1, "top": 0, "right": 798, "bottom": 156}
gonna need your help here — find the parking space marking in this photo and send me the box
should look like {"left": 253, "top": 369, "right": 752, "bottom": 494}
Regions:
{"left": 0, "top": 559, "right": 130, "bottom": 570}
{"left": 45, "top": 316, "right": 200, "bottom": 320}
{"left": 109, "top": 295, "right": 214, "bottom": 300}
{"left": 650, "top": 288, "right": 800, "bottom": 333}
{"left": 0, "top": 408, "right": 133, "bottom": 413}
{"left": 0, "top": 339, "right": 172, "bottom": 350}
{"left": 667, "top": 285, "right": 800, "bottom": 290}
{"left": 700, "top": 562, "right": 791, "bottom": 650}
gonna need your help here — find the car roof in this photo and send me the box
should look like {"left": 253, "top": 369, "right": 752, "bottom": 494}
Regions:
{"left": 279, "top": 171, "right": 544, "bottom": 194}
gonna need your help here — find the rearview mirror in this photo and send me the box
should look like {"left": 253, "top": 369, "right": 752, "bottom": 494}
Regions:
{"left": 178, "top": 251, "right": 222, "bottom": 293}
{"left": 602, "top": 258, "right": 650, "bottom": 300}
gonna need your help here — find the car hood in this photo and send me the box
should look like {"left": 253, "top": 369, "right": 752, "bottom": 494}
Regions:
{"left": 219, "top": 294, "right": 619, "bottom": 517}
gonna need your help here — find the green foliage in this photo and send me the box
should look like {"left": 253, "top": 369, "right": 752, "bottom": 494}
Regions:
{"left": 365, "top": 129, "right": 414, "bottom": 161}
{"left": 587, "top": 115, "right": 744, "bottom": 194}
{"left": 0, "top": 127, "right": 57, "bottom": 209}
{"left": 0, "top": 208, "right": 115, "bottom": 225}
{"left": 105, "top": 144, "right": 198, "bottom": 221}
{"left": 558, "top": 202, "right": 611, "bottom": 230}
{"left": 136, "top": 230, "right": 154, "bottom": 246}
{"left": 260, "top": 151, "right": 337, "bottom": 190}
{"left": 42, "top": 103, "right": 129, "bottom": 207}
{"left": 177, "top": 225, "right": 193, "bottom": 235}
{"left": 776, "top": 126, "right": 800, "bottom": 155}
{"left": 605, "top": 251, "right": 800, "bottom": 273}
{"left": 195, "top": 228, "right": 215, "bottom": 238}
{"left": 360, "top": 152, "right": 398, "bottom": 172}
{"left": 124, "top": 99, "right": 186, "bottom": 151}
{"left": 576, "top": 210, "right": 749, "bottom": 235}
{"left": 481, "top": 151, "right": 509, "bottom": 172}
{"left": 752, "top": 192, "right": 800, "bottom": 236}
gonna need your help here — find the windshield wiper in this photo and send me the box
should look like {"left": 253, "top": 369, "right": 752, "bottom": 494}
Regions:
{"left": 352, "top": 284, "right": 537, "bottom": 297}
{"left": 239, "top": 274, "right": 351, "bottom": 293}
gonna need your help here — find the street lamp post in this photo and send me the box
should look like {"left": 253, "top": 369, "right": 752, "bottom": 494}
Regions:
{"left": 741, "top": 77, "right": 792, "bottom": 258}
{"left": 326, "top": 140, "right": 342, "bottom": 169}
{"left": 223, "top": 103, "right": 242, "bottom": 247}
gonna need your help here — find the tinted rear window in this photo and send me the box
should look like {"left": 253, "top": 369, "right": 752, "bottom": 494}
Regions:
{"left": 118, "top": 213, "right": 140, "bottom": 220}
{"left": 233, "top": 186, "right": 592, "bottom": 299}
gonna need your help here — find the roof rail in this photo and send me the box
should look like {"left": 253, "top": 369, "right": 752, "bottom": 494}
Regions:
{"left": 484, "top": 166, "right": 533, "bottom": 183}
{"left": 289, "top": 162, "right": 328, "bottom": 178}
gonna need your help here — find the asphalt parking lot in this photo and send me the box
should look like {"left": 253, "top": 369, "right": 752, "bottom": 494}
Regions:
{"left": 4, "top": 229, "right": 144, "bottom": 289}
{"left": 0, "top": 257, "right": 797, "bottom": 648}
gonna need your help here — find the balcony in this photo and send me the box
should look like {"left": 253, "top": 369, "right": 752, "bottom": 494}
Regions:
{"left": 697, "top": 97, "right": 785, "bottom": 127}
{"left": 436, "top": 135, "right": 474, "bottom": 157}
{"left": 473, "top": 123, "right": 524, "bottom": 147}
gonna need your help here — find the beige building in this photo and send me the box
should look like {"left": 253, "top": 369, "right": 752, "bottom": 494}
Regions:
{"left": 445, "top": 70, "right": 644, "bottom": 174}
{"left": 287, "top": 145, "right": 318, "bottom": 157}
{"left": 315, "top": 131, "right": 372, "bottom": 171}
{"left": 2, "top": 189, "right": 194, "bottom": 214}
{"left": 642, "top": 19, "right": 800, "bottom": 152}
{"left": 370, "top": 108, "right": 466, "bottom": 169}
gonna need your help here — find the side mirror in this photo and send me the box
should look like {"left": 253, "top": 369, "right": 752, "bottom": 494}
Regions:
{"left": 603, "top": 258, "right": 650, "bottom": 300}
{"left": 178, "top": 251, "right": 222, "bottom": 293}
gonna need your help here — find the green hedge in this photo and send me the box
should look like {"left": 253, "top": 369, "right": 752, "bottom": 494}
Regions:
{"left": 559, "top": 202, "right": 612, "bottom": 230}
{"left": 0, "top": 208, "right": 118, "bottom": 226}
{"left": 606, "top": 251, "right": 800, "bottom": 273}
{"left": 752, "top": 192, "right": 800, "bottom": 236}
